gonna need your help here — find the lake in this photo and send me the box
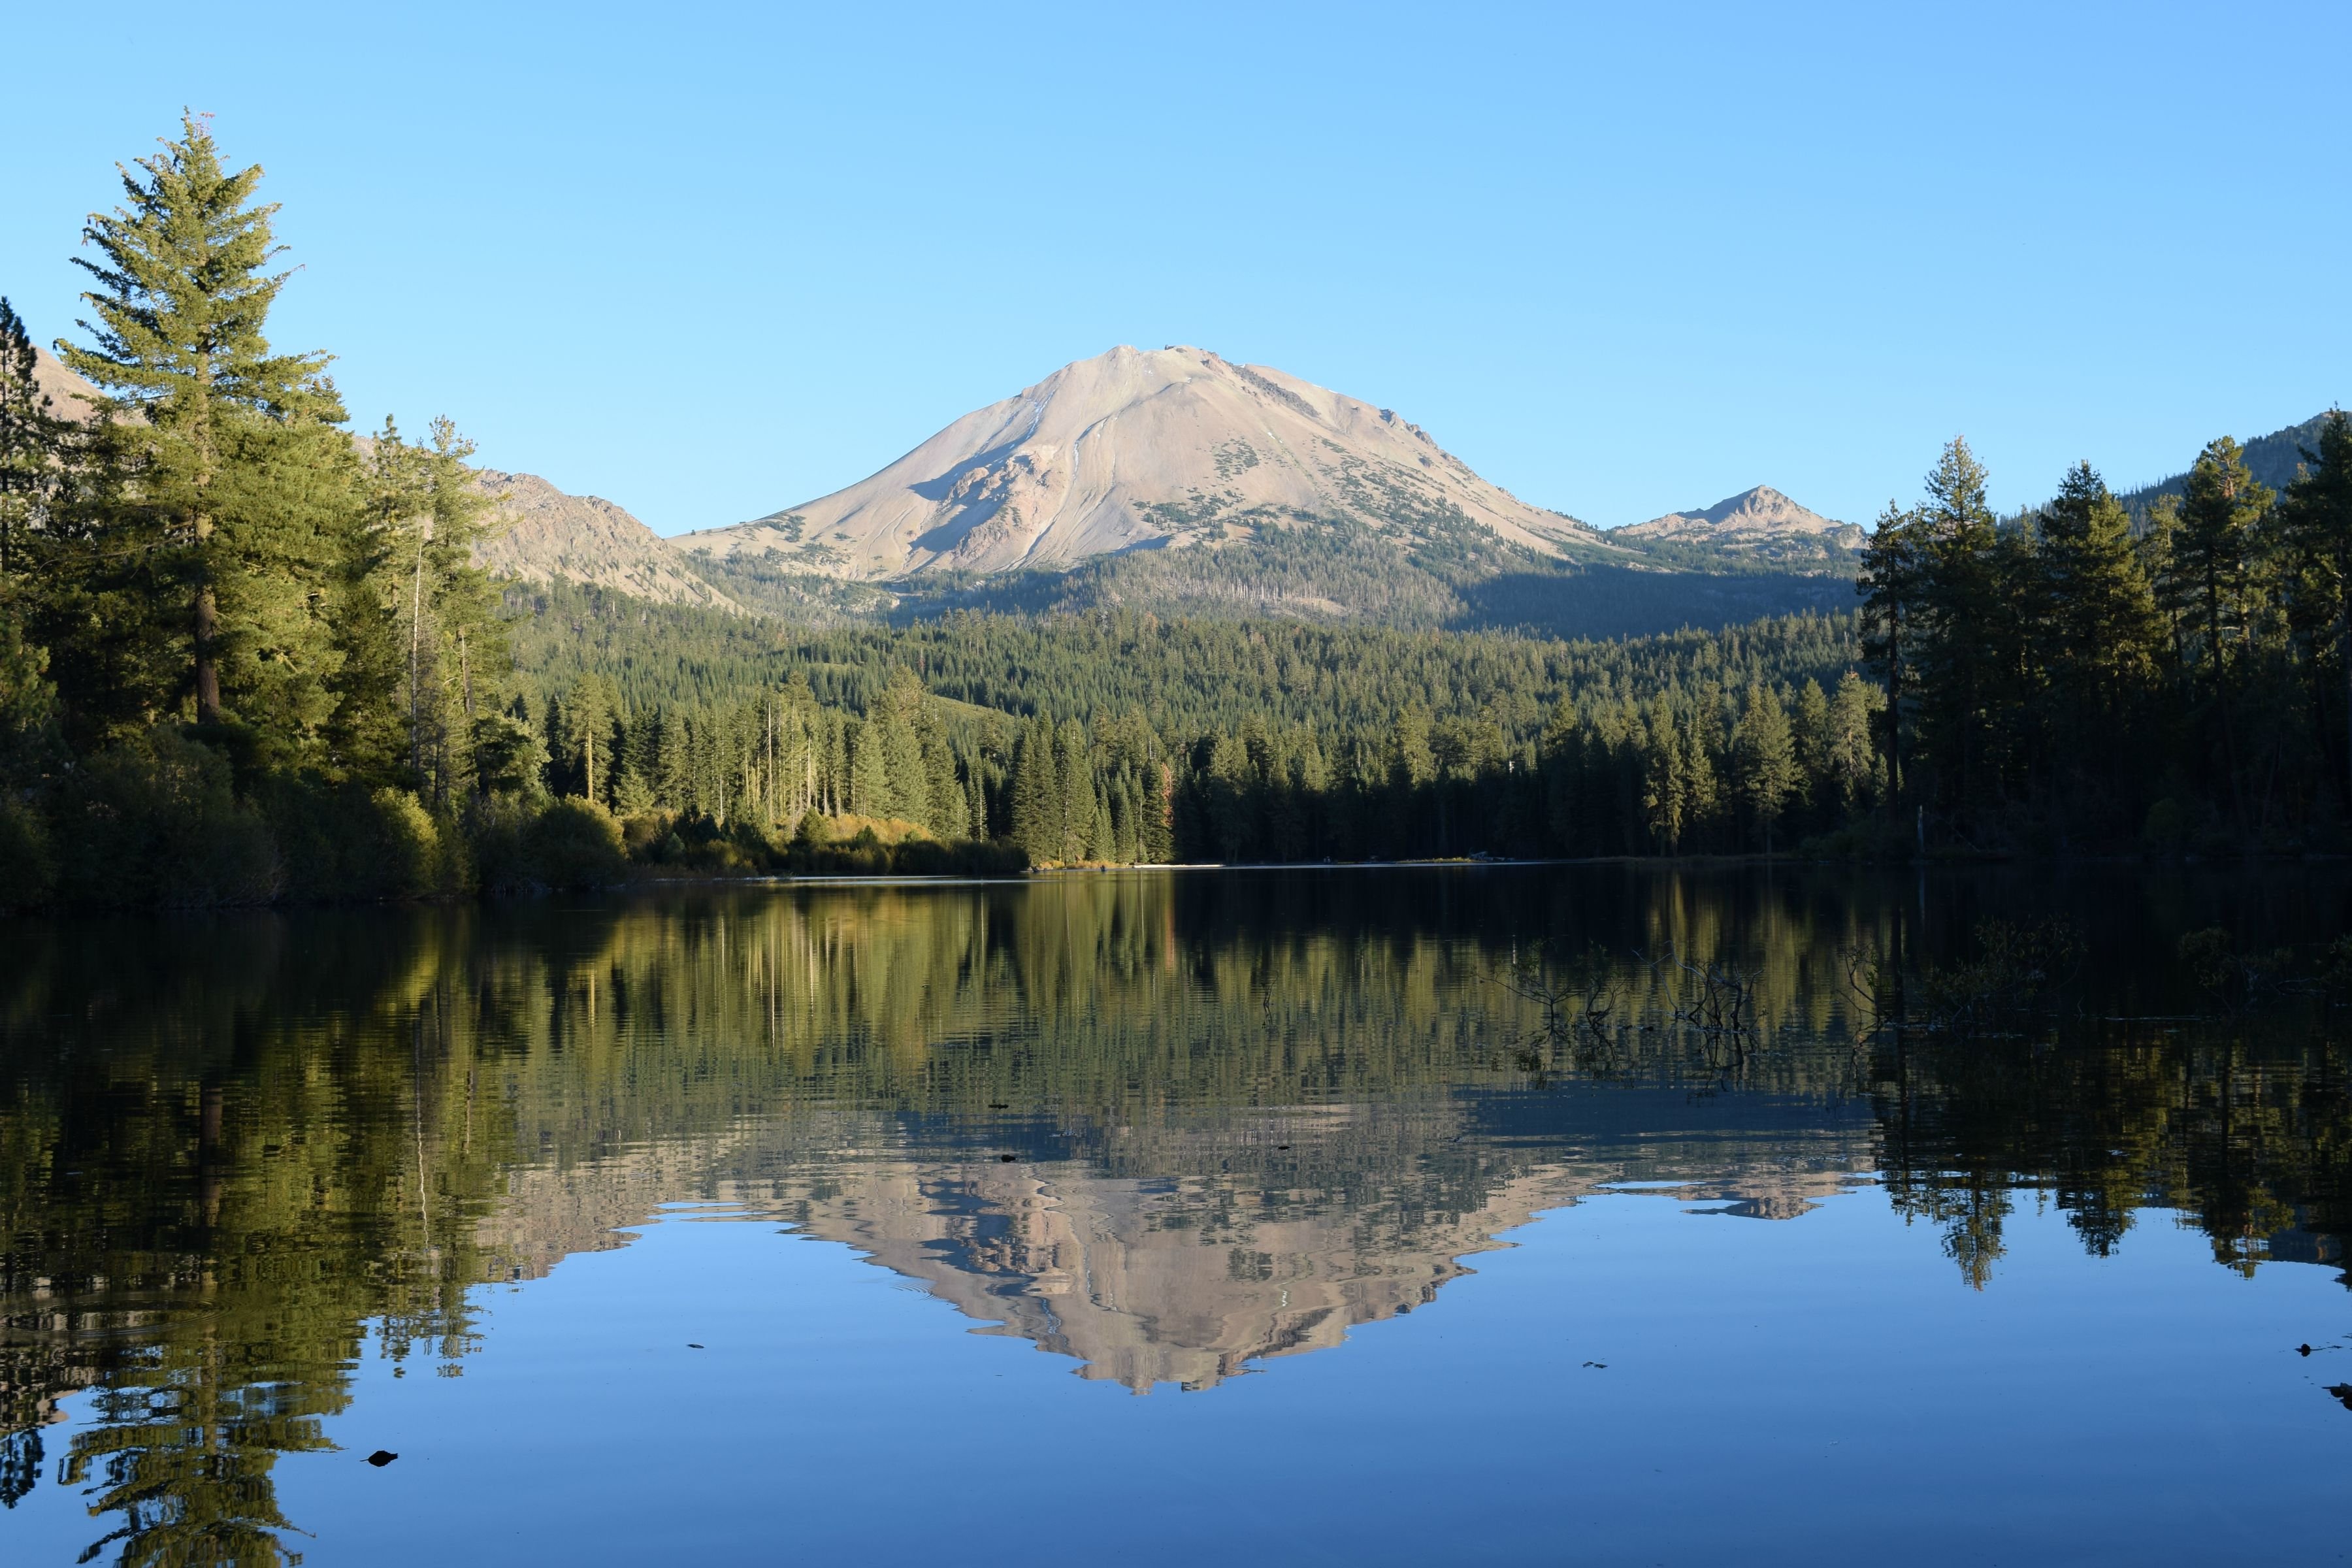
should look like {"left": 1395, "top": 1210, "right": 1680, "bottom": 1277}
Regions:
{"left": 3, "top": 865, "right": 2349, "bottom": 1566}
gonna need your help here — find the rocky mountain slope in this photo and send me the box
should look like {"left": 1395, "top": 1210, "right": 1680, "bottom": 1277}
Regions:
{"left": 31, "top": 345, "right": 99, "bottom": 419}
{"left": 678, "top": 345, "right": 1628, "bottom": 580}
{"left": 1616, "top": 485, "right": 1863, "bottom": 563}
{"left": 472, "top": 470, "right": 738, "bottom": 610}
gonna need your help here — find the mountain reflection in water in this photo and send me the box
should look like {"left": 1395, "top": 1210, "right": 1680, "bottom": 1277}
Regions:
{"left": 3, "top": 866, "right": 2349, "bottom": 1565}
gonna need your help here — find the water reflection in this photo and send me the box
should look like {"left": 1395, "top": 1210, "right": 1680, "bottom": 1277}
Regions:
{"left": 3, "top": 866, "right": 2349, "bottom": 1564}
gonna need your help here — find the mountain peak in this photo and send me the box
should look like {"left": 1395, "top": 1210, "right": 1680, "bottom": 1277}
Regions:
{"left": 676, "top": 346, "right": 1609, "bottom": 579}
{"left": 1618, "top": 486, "right": 1862, "bottom": 561}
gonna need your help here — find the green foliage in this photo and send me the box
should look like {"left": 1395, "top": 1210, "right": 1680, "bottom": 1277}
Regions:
{"left": 518, "top": 797, "right": 628, "bottom": 890}
{"left": 1865, "top": 416, "right": 2352, "bottom": 850}
{"left": 253, "top": 778, "right": 463, "bottom": 901}
{"left": 57, "top": 728, "right": 278, "bottom": 906}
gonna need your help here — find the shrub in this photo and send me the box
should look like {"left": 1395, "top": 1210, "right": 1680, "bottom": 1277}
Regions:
{"left": 0, "top": 794, "right": 55, "bottom": 911}
{"left": 519, "top": 798, "right": 628, "bottom": 890}
{"left": 59, "top": 728, "right": 278, "bottom": 907}
{"left": 257, "top": 778, "right": 459, "bottom": 901}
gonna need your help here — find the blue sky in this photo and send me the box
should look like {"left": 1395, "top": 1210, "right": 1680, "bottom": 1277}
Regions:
{"left": 3, "top": 3, "right": 2343, "bottom": 534}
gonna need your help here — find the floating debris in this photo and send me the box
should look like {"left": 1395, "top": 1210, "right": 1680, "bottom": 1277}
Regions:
{"left": 365, "top": 1450, "right": 398, "bottom": 1467}
{"left": 998, "top": 1154, "right": 1017, "bottom": 1162}
{"left": 687, "top": 1343, "right": 704, "bottom": 1350}
{"left": 2326, "top": 1384, "right": 2352, "bottom": 1412}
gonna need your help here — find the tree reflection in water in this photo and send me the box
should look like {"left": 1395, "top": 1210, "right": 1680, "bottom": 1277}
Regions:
{"left": 3, "top": 865, "right": 2347, "bottom": 1563}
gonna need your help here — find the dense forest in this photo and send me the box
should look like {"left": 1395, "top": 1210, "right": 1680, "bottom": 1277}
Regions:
{"left": 4, "top": 116, "right": 2350, "bottom": 911}
{"left": 1861, "top": 425, "right": 2352, "bottom": 852}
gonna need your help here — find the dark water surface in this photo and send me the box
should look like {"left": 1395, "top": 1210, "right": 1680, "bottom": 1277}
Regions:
{"left": 4, "top": 866, "right": 2351, "bottom": 1565}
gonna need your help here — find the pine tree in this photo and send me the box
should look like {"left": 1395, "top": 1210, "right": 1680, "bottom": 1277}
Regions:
{"left": 847, "top": 715, "right": 887, "bottom": 818}
{"left": 1791, "top": 678, "right": 1830, "bottom": 819}
{"left": 2279, "top": 414, "right": 2352, "bottom": 805}
{"left": 562, "top": 676, "right": 615, "bottom": 804}
{"left": 0, "top": 299, "right": 66, "bottom": 586}
{"left": 1009, "top": 715, "right": 1058, "bottom": 862}
{"left": 966, "top": 762, "right": 989, "bottom": 841}
{"left": 1056, "top": 718, "right": 1094, "bottom": 864}
{"left": 409, "top": 418, "right": 501, "bottom": 802}
{"left": 1737, "top": 683, "right": 1797, "bottom": 851}
{"left": 1857, "top": 499, "right": 1921, "bottom": 801}
{"left": 2173, "top": 437, "right": 2274, "bottom": 679}
{"left": 2036, "top": 462, "right": 2159, "bottom": 811}
{"left": 1641, "top": 709, "right": 1687, "bottom": 853}
{"left": 55, "top": 112, "right": 351, "bottom": 745}
{"left": 2170, "top": 437, "right": 2274, "bottom": 830}
{"left": 1911, "top": 438, "right": 2001, "bottom": 810}
{"left": 611, "top": 711, "right": 656, "bottom": 817}
{"left": 1826, "top": 672, "right": 1879, "bottom": 817}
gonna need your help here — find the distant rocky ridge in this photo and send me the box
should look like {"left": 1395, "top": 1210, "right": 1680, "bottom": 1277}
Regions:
{"left": 1616, "top": 485, "right": 1863, "bottom": 562}
{"left": 472, "top": 470, "right": 740, "bottom": 610}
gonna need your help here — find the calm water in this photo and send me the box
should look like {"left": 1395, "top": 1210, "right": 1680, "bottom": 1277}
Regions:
{"left": 3, "top": 866, "right": 2349, "bottom": 1566}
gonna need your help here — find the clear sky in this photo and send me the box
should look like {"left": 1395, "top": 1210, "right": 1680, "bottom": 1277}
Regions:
{"left": 3, "top": 2, "right": 2344, "bottom": 535}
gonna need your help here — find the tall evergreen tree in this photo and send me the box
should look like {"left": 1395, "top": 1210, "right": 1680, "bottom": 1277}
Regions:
{"left": 561, "top": 676, "right": 615, "bottom": 804}
{"left": 2036, "top": 462, "right": 2159, "bottom": 811}
{"left": 1737, "top": 682, "right": 1797, "bottom": 851}
{"left": 1857, "top": 498, "right": 1922, "bottom": 802}
{"left": 1910, "top": 438, "right": 2001, "bottom": 809}
{"left": 2172, "top": 436, "right": 2274, "bottom": 679}
{"left": 1009, "top": 714, "right": 1058, "bottom": 862}
{"left": 54, "top": 112, "right": 352, "bottom": 746}
{"left": 0, "top": 299, "right": 65, "bottom": 585}
{"left": 2277, "top": 413, "right": 2352, "bottom": 804}
{"left": 1056, "top": 717, "right": 1094, "bottom": 864}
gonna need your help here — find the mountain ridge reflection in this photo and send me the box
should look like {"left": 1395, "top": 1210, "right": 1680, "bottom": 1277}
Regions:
{"left": 480, "top": 1086, "right": 1881, "bottom": 1394}
{"left": 4, "top": 866, "right": 2349, "bottom": 1565}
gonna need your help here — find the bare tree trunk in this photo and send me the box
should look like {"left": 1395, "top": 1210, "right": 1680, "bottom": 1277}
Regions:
{"left": 410, "top": 522, "right": 429, "bottom": 783}
{"left": 193, "top": 506, "right": 221, "bottom": 723}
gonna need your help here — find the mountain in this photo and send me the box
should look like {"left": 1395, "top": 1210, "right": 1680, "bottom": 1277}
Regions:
{"left": 22, "top": 335, "right": 1861, "bottom": 636}
{"left": 1616, "top": 485, "right": 1863, "bottom": 564}
{"left": 472, "top": 470, "right": 740, "bottom": 610}
{"left": 2118, "top": 411, "right": 2337, "bottom": 515}
{"left": 679, "top": 345, "right": 1621, "bottom": 580}
{"left": 658, "top": 345, "right": 1865, "bottom": 635}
